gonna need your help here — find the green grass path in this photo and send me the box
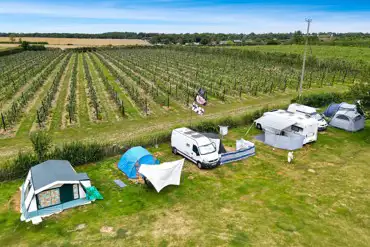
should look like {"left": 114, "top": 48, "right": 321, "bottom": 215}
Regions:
{"left": 49, "top": 54, "right": 74, "bottom": 132}
{"left": 76, "top": 53, "right": 91, "bottom": 126}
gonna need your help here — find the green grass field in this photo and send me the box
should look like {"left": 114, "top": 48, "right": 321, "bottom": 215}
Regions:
{"left": 230, "top": 45, "right": 370, "bottom": 63}
{"left": 1, "top": 122, "right": 369, "bottom": 246}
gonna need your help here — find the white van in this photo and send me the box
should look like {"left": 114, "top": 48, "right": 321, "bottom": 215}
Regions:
{"left": 288, "top": 103, "right": 328, "bottom": 130}
{"left": 255, "top": 110, "right": 318, "bottom": 144}
{"left": 171, "top": 127, "right": 220, "bottom": 169}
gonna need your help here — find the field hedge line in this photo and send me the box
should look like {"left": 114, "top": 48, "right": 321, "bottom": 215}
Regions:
{"left": 0, "top": 91, "right": 352, "bottom": 182}
{"left": 291, "top": 92, "right": 345, "bottom": 107}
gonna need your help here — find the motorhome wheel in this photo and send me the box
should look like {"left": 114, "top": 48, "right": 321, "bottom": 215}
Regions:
{"left": 172, "top": 147, "right": 177, "bottom": 154}
{"left": 197, "top": 162, "right": 202, "bottom": 169}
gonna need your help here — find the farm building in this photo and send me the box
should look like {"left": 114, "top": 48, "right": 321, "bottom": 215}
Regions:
{"left": 20, "top": 160, "right": 92, "bottom": 224}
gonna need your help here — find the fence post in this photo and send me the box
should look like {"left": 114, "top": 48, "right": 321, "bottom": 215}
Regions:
{"left": 36, "top": 110, "right": 42, "bottom": 128}
{"left": 167, "top": 93, "right": 170, "bottom": 108}
{"left": 69, "top": 107, "right": 72, "bottom": 123}
{"left": 1, "top": 113, "right": 5, "bottom": 131}
{"left": 145, "top": 98, "right": 148, "bottom": 116}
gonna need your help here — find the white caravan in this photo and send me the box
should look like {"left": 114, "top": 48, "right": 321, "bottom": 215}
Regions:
{"left": 171, "top": 127, "right": 220, "bottom": 169}
{"left": 287, "top": 103, "right": 328, "bottom": 130}
{"left": 255, "top": 110, "right": 318, "bottom": 144}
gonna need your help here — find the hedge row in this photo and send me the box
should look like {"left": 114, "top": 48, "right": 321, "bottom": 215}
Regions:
{"left": 291, "top": 92, "right": 346, "bottom": 108}
{"left": 0, "top": 47, "right": 23, "bottom": 57}
{"left": 0, "top": 104, "right": 283, "bottom": 182}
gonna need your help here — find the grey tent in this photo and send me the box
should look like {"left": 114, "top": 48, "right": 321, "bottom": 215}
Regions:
{"left": 20, "top": 160, "right": 92, "bottom": 224}
{"left": 329, "top": 110, "right": 365, "bottom": 132}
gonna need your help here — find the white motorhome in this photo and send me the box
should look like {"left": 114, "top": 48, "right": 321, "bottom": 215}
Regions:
{"left": 288, "top": 103, "right": 328, "bottom": 130}
{"left": 255, "top": 110, "right": 318, "bottom": 144}
{"left": 171, "top": 128, "right": 220, "bottom": 169}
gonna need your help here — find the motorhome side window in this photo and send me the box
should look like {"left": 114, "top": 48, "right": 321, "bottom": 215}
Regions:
{"left": 291, "top": 125, "right": 303, "bottom": 132}
{"left": 192, "top": 145, "right": 199, "bottom": 155}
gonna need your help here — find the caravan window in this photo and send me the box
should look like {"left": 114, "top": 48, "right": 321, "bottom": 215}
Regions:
{"left": 336, "top": 115, "right": 349, "bottom": 121}
{"left": 291, "top": 125, "right": 303, "bottom": 132}
{"left": 37, "top": 188, "right": 61, "bottom": 209}
{"left": 73, "top": 184, "right": 79, "bottom": 199}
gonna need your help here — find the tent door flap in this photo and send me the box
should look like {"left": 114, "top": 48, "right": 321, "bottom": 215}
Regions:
{"left": 60, "top": 184, "right": 74, "bottom": 203}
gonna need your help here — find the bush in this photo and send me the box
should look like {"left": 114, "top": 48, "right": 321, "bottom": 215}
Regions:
{"left": 349, "top": 83, "right": 370, "bottom": 107}
{"left": 30, "top": 131, "right": 52, "bottom": 162}
{"left": 291, "top": 92, "right": 346, "bottom": 108}
{"left": 0, "top": 152, "right": 38, "bottom": 181}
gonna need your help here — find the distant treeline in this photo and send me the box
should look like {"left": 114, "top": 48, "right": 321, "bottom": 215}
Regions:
{"left": 1, "top": 32, "right": 370, "bottom": 47}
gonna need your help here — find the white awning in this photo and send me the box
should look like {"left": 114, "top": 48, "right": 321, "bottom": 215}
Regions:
{"left": 139, "top": 159, "right": 184, "bottom": 193}
{"left": 255, "top": 114, "right": 297, "bottom": 131}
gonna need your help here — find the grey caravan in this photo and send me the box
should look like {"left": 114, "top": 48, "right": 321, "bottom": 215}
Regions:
{"left": 171, "top": 127, "right": 220, "bottom": 169}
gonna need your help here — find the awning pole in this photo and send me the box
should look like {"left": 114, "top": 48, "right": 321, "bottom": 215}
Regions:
{"left": 244, "top": 122, "right": 255, "bottom": 137}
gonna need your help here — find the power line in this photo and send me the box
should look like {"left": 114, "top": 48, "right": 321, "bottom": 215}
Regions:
{"left": 299, "top": 18, "right": 312, "bottom": 98}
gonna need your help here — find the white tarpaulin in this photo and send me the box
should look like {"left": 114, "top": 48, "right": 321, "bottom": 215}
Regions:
{"left": 139, "top": 159, "right": 184, "bottom": 193}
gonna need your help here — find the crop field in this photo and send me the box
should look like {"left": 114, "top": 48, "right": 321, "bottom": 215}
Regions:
{"left": 0, "top": 37, "right": 149, "bottom": 47}
{"left": 0, "top": 47, "right": 360, "bottom": 157}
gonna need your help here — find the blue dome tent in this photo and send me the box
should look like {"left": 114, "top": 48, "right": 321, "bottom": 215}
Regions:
{"left": 324, "top": 103, "right": 341, "bottom": 118}
{"left": 117, "top": 146, "right": 159, "bottom": 179}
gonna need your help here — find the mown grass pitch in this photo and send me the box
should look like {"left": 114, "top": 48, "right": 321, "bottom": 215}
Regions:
{"left": 1, "top": 122, "right": 369, "bottom": 246}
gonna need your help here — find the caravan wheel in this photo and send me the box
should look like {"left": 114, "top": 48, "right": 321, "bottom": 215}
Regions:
{"left": 256, "top": 123, "right": 262, "bottom": 130}
{"left": 172, "top": 147, "right": 177, "bottom": 155}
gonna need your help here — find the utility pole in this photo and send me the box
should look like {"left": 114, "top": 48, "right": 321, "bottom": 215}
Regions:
{"left": 299, "top": 18, "right": 312, "bottom": 98}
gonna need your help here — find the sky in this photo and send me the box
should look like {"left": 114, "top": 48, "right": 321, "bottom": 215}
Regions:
{"left": 1, "top": 0, "right": 370, "bottom": 34}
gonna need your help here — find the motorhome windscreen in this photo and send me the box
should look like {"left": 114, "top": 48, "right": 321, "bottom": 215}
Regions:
{"left": 199, "top": 143, "right": 216, "bottom": 155}
{"left": 313, "top": 113, "right": 323, "bottom": 121}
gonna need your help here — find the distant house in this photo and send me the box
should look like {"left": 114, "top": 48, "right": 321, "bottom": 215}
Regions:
{"left": 219, "top": 41, "right": 228, "bottom": 45}
{"left": 193, "top": 42, "right": 200, "bottom": 46}
{"left": 233, "top": 40, "right": 242, "bottom": 44}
